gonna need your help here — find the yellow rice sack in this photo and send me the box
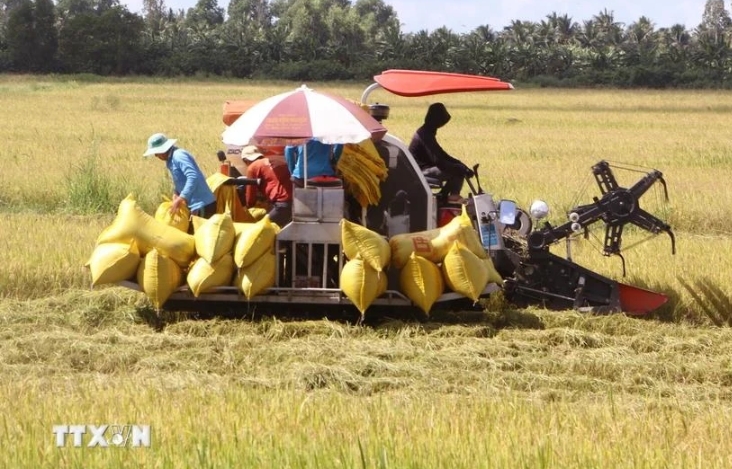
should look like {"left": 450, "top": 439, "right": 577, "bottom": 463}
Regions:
{"left": 194, "top": 212, "right": 236, "bottom": 264}
{"left": 441, "top": 241, "right": 489, "bottom": 302}
{"left": 233, "top": 222, "right": 254, "bottom": 237}
{"left": 154, "top": 196, "right": 190, "bottom": 233}
{"left": 484, "top": 256, "right": 503, "bottom": 285}
{"left": 190, "top": 215, "right": 205, "bottom": 233}
{"left": 206, "top": 173, "right": 256, "bottom": 223}
{"left": 389, "top": 229, "right": 441, "bottom": 269}
{"left": 97, "top": 193, "right": 195, "bottom": 267}
{"left": 87, "top": 242, "right": 140, "bottom": 287}
{"left": 96, "top": 220, "right": 153, "bottom": 256}
{"left": 186, "top": 253, "right": 236, "bottom": 297}
{"left": 206, "top": 172, "right": 232, "bottom": 194}
{"left": 340, "top": 258, "right": 384, "bottom": 315}
{"left": 431, "top": 206, "right": 486, "bottom": 261}
{"left": 248, "top": 207, "right": 267, "bottom": 221}
{"left": 234, "top": 215, "right": 278, "bottom": 268}
{"left": 137, "top": 249, "right": 183, "bottom": 309}
{"left": 378, "top": 271, "right": 388, "bottom": 296}
{"left": 207, "top": 173, "right": 237, "bottom": 212}
{"left": 390, "top": 206, "right": 486, "bottom": 268}
{"left": 400, "top": 252, "right": 444, "bottom": 314}
{"left": 341, "top": 219, "right": 391, "bottom": 271}
{"left": 236, "top": 250, "right": 276, "bottom": 299}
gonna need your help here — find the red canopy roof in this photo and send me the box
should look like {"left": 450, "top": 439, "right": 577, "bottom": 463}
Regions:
{"left": 373, "top": 69, "right": 513, "bottom": 97}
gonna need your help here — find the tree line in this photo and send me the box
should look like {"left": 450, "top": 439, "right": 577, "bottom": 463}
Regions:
{"left": 1, "top": 0, "right": 732, "bottom": 87}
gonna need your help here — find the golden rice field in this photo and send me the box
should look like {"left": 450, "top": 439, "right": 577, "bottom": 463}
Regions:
{"left": 2, "top": 75, "right": 732, "bottom": 468}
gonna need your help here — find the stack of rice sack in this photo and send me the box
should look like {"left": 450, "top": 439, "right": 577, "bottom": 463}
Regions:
{"left": 86, "top": 193, "right": 280, "bottom": 310}
{"left": 390, "top": 206, "right": 503, "bottom": 314}
{"left": 339, "top": 219, "right": 390, "bottom": 318}
{"left": 174, "top": 213, "right": 279, "bottom": 301}
{"left": 87, "top": 193, "right": 195, "bottom": 309}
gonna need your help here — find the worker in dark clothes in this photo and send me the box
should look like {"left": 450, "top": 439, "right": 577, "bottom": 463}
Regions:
{"left": 408, "top": 103, "right": 474, "bottom": 204}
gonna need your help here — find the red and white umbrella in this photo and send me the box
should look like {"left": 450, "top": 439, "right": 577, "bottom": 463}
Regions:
{"left": 222, "top": 85, "right": 387, "bottom": 147}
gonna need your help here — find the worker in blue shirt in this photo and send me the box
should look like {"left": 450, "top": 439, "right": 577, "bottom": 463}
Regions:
{"left": 144, "top": 133, "right": 217, "bottom": 218}
{"left": 285, "top": 139, "right": 343, "bottom": 187}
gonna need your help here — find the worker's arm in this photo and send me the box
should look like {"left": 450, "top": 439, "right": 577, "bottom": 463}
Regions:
{"left": 168, "top": 151, "right": 203, "bottom": 213}
{"left": 422, "top": 132, "right": 470, "bottom": 174}
{"left": 177, "top": 153, "right": 203, "bottom": 203}
{"left": 245, "top": 163, "right": 259, "bottom": 207}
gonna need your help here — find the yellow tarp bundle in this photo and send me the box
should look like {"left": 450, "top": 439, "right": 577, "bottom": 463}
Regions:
{"left": 340, "top": 219, "right": 391, "bottom": 272}
{"left": 137, "top": 249, "right": 183, "bottom": 309}
{"left": 186, "top": 254, "right": 236, "bottom": 297}
{"left": 336, "top": 139, "right": 388, "bottom": 207}
{"left": 400, "top": 252, "right": 444, "bottom": 315}
{"left": 87, "top": 241, "right": 140, "bottom": 287}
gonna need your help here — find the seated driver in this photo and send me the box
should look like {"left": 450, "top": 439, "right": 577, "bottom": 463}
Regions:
{"left": 408, "top": 102, "right": 474, "bottom": 204}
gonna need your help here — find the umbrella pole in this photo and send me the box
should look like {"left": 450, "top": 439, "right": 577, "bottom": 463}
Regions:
{"left": 303, "top": 144, "right": 308, "bottom": 189}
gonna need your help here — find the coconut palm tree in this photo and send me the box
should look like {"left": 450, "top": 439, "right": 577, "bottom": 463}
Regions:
{"left": 623, "top": 16, "right": 658, "bottom": 67}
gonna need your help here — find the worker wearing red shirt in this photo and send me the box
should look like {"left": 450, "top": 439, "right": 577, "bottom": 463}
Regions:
{"left": 242, "top": 145, "right": 293, "bottom": 227}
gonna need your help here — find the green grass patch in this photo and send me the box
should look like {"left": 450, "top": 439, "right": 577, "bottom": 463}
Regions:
{"left": 64, "top": 139, "right": 122, "bottom": 214}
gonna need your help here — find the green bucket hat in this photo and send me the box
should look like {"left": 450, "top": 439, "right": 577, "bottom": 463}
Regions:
{"left": 144, "top": 133, "right": 177, "bottom": 157}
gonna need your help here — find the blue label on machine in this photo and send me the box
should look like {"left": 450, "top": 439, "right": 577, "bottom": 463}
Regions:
{"left": 480, "top": 223, "right": 499, "bottom": 249}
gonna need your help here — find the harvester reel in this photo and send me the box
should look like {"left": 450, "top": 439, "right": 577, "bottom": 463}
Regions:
{"left": 501, "top": 160, "right": 675, "bottom": 314}
{"left": 526, "top": 160, "right": 675, "bottom": 258}
{"left": 604, "top": 188, "right": 636, "bottom": 219}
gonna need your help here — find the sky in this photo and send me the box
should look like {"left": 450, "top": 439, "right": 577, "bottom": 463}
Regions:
{"left": 122, "top": 0, "right": 707, "bottom": 33}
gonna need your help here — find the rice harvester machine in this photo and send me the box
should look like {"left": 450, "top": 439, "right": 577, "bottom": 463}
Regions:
{"left": 162, "top": 70, "right": 675, "bottom": 317}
